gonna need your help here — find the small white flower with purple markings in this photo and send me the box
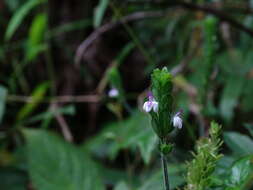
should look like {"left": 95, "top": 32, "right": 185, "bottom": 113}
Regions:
{"left": 173, "top": 110, "right": 183, "bottom": 129}
{"left": 143, "top": 92, "right": 158, "bottom": 113}
{"left": 108, "top": 88, "right": 119, "bottom": 98}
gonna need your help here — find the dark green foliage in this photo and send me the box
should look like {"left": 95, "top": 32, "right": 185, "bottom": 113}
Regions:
{"left": 1, "top": 1, "right": 253, "bottom": 190}
{"left": 83, "top": 111, "right": 157, "bottom": 164}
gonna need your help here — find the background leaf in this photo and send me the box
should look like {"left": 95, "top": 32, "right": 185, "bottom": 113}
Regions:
{"left": 84, "top": 111, "right": 157, "bottom": 164}
{"left": 16, "top": 82, "right": 49, "bottom": 122}
{"left": 94, "top": 0, "right": 109, "bottom": 28}
{"left": 114, "top": 181, "right": 130, "bottom": 190}
{"left": 224, "top": 132, "right": 253, "bottom": 155}
{"left": 24, "top": 129, "right": 105, "bottom": 190}
{"left": 26, "top": 13, "right": 47, "bottom": 61}
{"left": 226, "top": 156, "right": 253, "bottom": 189}
{"left": 5, "top": 0, "right": 46, "bottom": 41}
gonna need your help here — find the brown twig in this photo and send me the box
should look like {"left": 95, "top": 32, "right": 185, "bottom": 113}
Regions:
{"left": 51, "top": 103, "right": 73, "bottom": 142}
{"left": 74, "top": 11, "right": 165, "bottom": 65}
{"left": 7, "top": 95, "right": 101, "bottom": 103}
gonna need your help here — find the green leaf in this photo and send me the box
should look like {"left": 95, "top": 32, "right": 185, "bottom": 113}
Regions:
{"left": 94, "top": 0, "right": 109, "bottom": 28}
{"left": 16, "top": 82, "right": 49, "bottom": 122}
{"left": 5, "top": 0, "right": 46, "bottom": 41}
{"left": 0, "top": 85, "right": 8, "bottom": 124}
{"left": 226, "top": 156, "right": 253, "bottom": 188}
{"left": 26, "top": 13, "right": 47, "bottom": 61}
{"left": 224, "top": 132, "right": 253, "bottom": 155}
{"left": 84, "top": 111, "right": 157, "bottom": 164}
{"left": 137, "top": 132, "right": 157, "bottom": 164}
{"left": 23, "top": 129, "right": 105, "bottom": 190}
{"left": 114, "top": 181, "right": 130, "bottom": 190}
{"left": 28, "top": 13, "right": 47, "bottom": 47}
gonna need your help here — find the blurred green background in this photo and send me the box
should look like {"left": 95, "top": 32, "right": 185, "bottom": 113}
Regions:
{"left": 0, "top": 0, "right": 253, "bottom": 189}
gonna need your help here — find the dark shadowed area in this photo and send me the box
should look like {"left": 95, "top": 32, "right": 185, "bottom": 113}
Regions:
{"left": 0, "top": 0, "right": 253, "bottom": 190}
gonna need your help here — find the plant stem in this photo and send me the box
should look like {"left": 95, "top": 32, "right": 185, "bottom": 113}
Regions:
{"left": 161, "top": 153, "right": 170, "bottom": 190}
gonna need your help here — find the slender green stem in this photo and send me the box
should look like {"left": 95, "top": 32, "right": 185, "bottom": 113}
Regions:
{"left": 161, "top": 153, "right": 170, "bottom": 190}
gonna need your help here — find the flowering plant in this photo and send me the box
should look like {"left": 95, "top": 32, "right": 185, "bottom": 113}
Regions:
{"left": 143, "top": 67, "right": 183, "bottom": 190}
{"left": 143, "top": 68, "right": 182, "bottom": 153}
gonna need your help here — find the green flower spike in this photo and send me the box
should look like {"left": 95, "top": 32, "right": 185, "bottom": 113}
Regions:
{"left": 149, "top": 67, "right": 174, "bottom": 141}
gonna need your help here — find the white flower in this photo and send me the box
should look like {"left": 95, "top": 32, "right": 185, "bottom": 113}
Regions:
{"left": 173, "top": 111, "right": 183, "bottom": 129}
{"left": 143, "top": 93, "right": 158, "bottom": 113}
{"left": 108, "top": 88, "right": 119, "bottom": 97}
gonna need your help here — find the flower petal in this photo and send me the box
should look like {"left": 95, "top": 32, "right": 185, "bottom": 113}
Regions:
{"left": 152, "top": 101, "right": 159, "bottom": 112}
{"left": 173, "top": 116, "right": 183, "bottom": 129}
{"left": 143, "top": 101, "right": 153, "bottom": 112}
{"left": 108, "top": 88, "right": 119, "bottom": 97}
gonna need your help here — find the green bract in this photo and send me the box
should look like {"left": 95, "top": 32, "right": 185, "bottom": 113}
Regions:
{"left": 149, "top": 67, "right": 173, "bottom": 140}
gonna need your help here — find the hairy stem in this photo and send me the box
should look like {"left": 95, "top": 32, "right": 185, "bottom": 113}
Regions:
{"left": 161, "top": 153, "right": 170, "bottom": 190}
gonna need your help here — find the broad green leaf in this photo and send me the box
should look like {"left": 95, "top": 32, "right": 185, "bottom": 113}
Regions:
{"left": 226, "top": 156, "right": 253, "bottom": 188}
{"left": 26, "top": 13, "right": 47, "bottom": 61}
{"left": 84, "top": 111, "right": 157, "bottom": 164}
{"left": 23, "top": 129, "right": 104, "bottom": 190}
{"left": 94, "top": 0, "right": 109, "bottom": 28}
{"left": 114, "top": 181, "right": 130, "bottom": 190}
{"left": 16, "top": 82, "right": 49, "bottom": 122}
{"left": 0, "top": 85, "right": 8, "bottom": 124}
{"left": 224, "top": 132, "right": 253, "bottom": 155}
{"left": 137, "top": 132, "right": 157, "bottom": 164}
{"left": 5, "top": 0, "right": 46, "bottom": 41}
